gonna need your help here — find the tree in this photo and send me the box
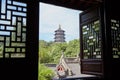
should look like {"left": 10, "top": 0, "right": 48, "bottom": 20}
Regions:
{"left": 39, "top": 64, "right": 55, "bottom": 80}
{"left": 39, "top": 40, "right": 52, "bottom": 63}
{"left": 65, "top": 39, "right": 80, "bottom": 57}
{"left": 39, "top": 39, "right": 80, "bottom": 63}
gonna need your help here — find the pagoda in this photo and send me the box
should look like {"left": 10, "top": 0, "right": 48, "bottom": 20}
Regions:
{"left": 54, "top": 25, "right": 65, "bottom": 42}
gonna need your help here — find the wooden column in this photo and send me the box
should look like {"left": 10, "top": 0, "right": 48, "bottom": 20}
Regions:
{"left": 103, "top": 0, "right": 120, "bottom": 79}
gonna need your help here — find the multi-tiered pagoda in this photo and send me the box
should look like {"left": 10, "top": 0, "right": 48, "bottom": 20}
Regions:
{"left": 54, "top": 25, "right": 65, "bottom": 42}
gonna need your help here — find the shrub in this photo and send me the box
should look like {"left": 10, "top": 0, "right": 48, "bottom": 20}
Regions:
{"left": 39, "top": 64, "right": 55, "bottom": 80}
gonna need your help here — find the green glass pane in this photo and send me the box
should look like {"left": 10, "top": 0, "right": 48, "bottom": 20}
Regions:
{"left": 0, "top": 42, "right": 4, "bottom": 58}
{"left": 12, "top": 32, "right": 16, "bottom": 41}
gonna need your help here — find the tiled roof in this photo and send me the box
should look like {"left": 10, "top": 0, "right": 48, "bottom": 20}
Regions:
{"left": 46, "top": 57, "right": 95, "bottom": 79}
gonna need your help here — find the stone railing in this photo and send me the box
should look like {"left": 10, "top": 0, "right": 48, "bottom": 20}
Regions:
{"left": 65, "top": 57, "right": 80, "bottom": 63}
{"left": 44, "top": 63, "right": 57, "bottom": 67}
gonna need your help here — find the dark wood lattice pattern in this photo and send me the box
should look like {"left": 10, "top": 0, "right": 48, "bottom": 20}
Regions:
{"left": 0, "top": 0, "right": 27, "bottom": 58}
{"left": 82, "top": 20, "right": 101, "bottom": 59}
{"left": 111, "top": 19, "right": 120, "bottom": 58}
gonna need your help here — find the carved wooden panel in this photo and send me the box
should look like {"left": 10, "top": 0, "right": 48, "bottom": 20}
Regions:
{"left": 111, "top": 19, "right": 120, "bottom": 58}
{"left": 82, "top": 20, "right": 101, "bottom": 59}
{"left": 0, "top": 0, "right": 27, "bottom": 58}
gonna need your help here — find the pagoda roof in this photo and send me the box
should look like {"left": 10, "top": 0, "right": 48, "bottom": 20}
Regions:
{"left": 55, "top": 25, "right": 65, "bottom": 32}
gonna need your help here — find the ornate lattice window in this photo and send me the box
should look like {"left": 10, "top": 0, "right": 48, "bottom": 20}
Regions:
{"left": 0, "top": 0, "right": 27, "bottom": 58}
{"left": 111, "top": 19, "right": 120, "bottom": 58}
{"left": 82, "top": 20, "right": 101, "bottom": 59}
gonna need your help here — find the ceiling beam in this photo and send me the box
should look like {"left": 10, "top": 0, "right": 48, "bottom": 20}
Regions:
{"left": 40, "top": 0, "right": 102, "bottom": 10}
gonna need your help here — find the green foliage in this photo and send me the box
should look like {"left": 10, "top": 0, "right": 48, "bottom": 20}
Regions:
{"left": 65, "top": 39, "right": 80, "bottom": 57}
{"left": 39, "top": 64, "right": 55, "bottom": 80}
{"left": 39, "top": 40, "right": 53, "bottom": 63}
{"left": 39, "top": 39, "right": 80, "bottom": 63}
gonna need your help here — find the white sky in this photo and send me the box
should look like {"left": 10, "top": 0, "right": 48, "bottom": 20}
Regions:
{"left": 39, "top": 2, "right": 82, "bottom": 42}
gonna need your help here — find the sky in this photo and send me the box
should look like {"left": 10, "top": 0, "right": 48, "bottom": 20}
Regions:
{"left": 39, "top": 2, "right": 82, "bottom": 42}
